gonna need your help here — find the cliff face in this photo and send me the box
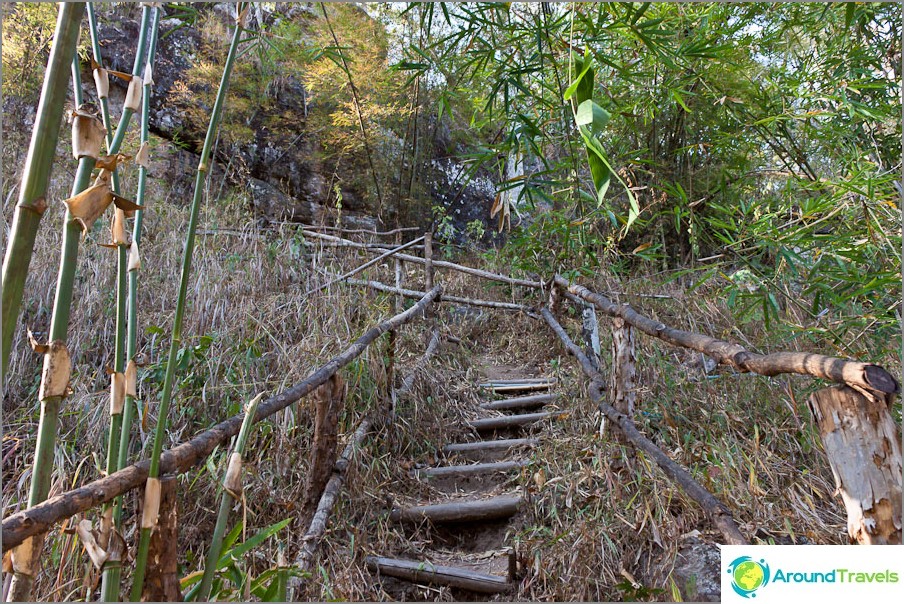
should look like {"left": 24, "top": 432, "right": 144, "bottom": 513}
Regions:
{"left": 86, "top": 3, "right": 499, "bottom": 239}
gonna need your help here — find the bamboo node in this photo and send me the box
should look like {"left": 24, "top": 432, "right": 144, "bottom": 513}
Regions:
{"left": 71, "top": 107, "right": 106, "bottom": 160}
{"left": 125, "top": 360, "right": 138, "bottom": 398}
{"left": 223, "top": 452, "right": 244, "bottom": 499}
{"left": 135, "top": 141, "right": 151, "bottom": 169}
{"left": 39, "top": 340, "right": 72, "bottom": 401}
{"left": 93, "top": 67, "right": 110, "bottom": 99}
{"left": 124, "top": 75, "right": 144, "bottom": 112}
{"left": 19, "top": 196, "right": 48, "bottom": 215}
{"left": 110, "top": 372, "right": 125, "bottom": 415}
{"left": 75, "top": 519, "right": 109, "bottom": 569}
{"left": 141, "top": 477, "right": 162, "bottom": 529}
{"left": 128, "top": 240, "right": 142, "bottom": 272}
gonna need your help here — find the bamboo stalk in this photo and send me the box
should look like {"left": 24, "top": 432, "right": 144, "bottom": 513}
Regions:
{"left": 540, "top": 307, "right": 748, "bottom": 545}
{"left": 1, "top": 2, "right": 85, "bottom": 377}
{"left": 94, "top": 5, "right": 155, "bottom": 599}
{"left": 196, "top": 393, "right": 263, "bottom": 602}
{"left": 302, "top": 230, "right": 543, "bottom": 288}
{"left": 131, "top": 7, "right": 247, "bottom": 598}
{"left": 554, "top": 275, "right": 899, "bottom": 395}
{"left": 2, "top": 286, "right": 441, "bottom": 550}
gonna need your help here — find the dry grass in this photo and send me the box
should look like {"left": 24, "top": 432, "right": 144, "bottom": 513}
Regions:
{"left": 3, "top": 125, "right": 899, "bottom": 601}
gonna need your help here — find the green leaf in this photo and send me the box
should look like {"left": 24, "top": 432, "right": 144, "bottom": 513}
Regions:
{"left": 218, "top": 518, "right": 292, "bottom": 570}
{"left": 575, "top": 99, "right": 611, "bottom": 133}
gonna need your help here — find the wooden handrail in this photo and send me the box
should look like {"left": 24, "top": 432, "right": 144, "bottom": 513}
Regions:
{"left": 554, "top": 275, "right": 899, "bottom": 395}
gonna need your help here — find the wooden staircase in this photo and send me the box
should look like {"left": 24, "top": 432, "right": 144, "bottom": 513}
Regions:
{"left": 367, "top": 376, "right": 559, "bottom": 598}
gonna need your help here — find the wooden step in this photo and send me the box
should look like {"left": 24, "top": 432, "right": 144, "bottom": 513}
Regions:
{"left": 443, "top": 438, "right": 539, "bottom": 455}
{"left": 468, "top": 411, "right": 554, "bottom": 432}
{"left": 414, "top": 460, "right": 529, "bottom": 479}
{"left": 366, "top": 556, "right": 512, "bottom": 594}
{"left": 484, "top": 382, "right": 553, "bottom": 393}
{"left": 390, "top": 495, "right": 522, "bottom": 524}
{"left": 478, "top": 378, "right": 555, "bottom": 386}
{"left": 480, "top": 393, "right": 555, "bottom": 411}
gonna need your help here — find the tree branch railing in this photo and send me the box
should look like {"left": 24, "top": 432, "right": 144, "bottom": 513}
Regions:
{"left": 1, "top": 286, "right": 442, "bottom": 551}
{"left": 552, "top": 275, "right": 901, "bottom": 544}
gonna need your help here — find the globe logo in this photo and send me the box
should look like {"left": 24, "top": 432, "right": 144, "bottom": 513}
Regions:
{"left": 727, "top": 556, "right": 770, "bottom": 598}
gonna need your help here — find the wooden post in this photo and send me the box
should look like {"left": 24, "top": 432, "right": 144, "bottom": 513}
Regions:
{"left": 142, "top": 474, "right": 181, "bottom": 602}
{"left": 608, "top": 318, "right": 636, "bottom": 416}
{"left": 807, "top": 386, "right": 902, "bottom": 544}
{"left": 423, "top": 231, "right": 434, "bottom": 322}
{"left": 302, "top": 374, "right": 346, "bottom": 526}
{"left": 581, "top": 304, "right": 601, "bottom": 370}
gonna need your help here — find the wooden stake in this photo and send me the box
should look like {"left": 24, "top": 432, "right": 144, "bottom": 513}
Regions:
{"left": 302, "top": 374, "right": 346, "bottom": 525}
{"left": 390, "top": 495, "right": 522, "bottom": 524}
{"left": 581, "top": 304, "right": 601, "bottom": 370}
{"left": 807, "top": 386, "right": 902, "bottom": 544}
{"left": 366, "top": 556, "right": 512, "bottom": 594}
{"left": 607, "top": 317, "right": 636, "bottom": 439}
{"left": 424, "top": 231, "right": 434, "bottom": 319}
{"left": 141, "top": 474, "right": 181, "bottom": 602}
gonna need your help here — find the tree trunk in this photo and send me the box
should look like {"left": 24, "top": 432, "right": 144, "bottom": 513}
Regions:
{"left": 141, "top": 474, "right": 182, "bottom": 602}
{"left": 807, "top": 386, "right": 902, "bottom": 544}
{"left": 302, "top": 374, "right": 345, "bottom": 526}
{"left": 608, "top": 318, "right": 636, "bottom": 440}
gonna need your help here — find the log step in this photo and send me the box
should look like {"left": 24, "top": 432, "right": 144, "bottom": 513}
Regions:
{"left": 480, "top": 393, "right": 556, "bottom": 411}
{"left": 484, "top": 382, "right": 553, "bottom": 393}
{"left": 390, "top": 495, "right": 522, "bottom": 524}
{"left": 478, "top": 378, "right": 556, "bottom": 386}
{"left": 443, "top": 438, "right": 539, "bottom": 454}
{"left": 468, "top": 411, "right": 554, "bottom": 432}
{"left": 366, "top": 556, "right": 512, "bottom": 594}
{"left": 414, "top": 460, "right": 529, "bottom": 479}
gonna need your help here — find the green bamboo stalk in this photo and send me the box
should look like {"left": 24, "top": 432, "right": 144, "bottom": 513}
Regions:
{"left": 130, "top": 8, "right": 247, "bottom": 599}
{"left": 196, "top": 393, "right": 263, "bottom": 602}
{"left": 115, "top": 0, "right": 161, "bottom": 516}
{"left": 1, "top": 2, "right": 85, "bottom": 379}
{"left": 86, "top": 3, "right": 114, "bottom": 150}
{"left": 5, "top": 6, "right": 90, "bottom": 601}
{"left": 97, "top": 4, "right": 154, "bottom": 600}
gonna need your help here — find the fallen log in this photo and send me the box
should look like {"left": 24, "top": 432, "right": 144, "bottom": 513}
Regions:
{"left": 303, "top": 230, "right": 543, "bottom": 289}
{"left": 541, "top": 307, "right": 748, "bottom": 545}
{"left": 390, "top": 495, "right": 522, "bottom": 524}
{"left": 346, "top": 278, "right": 535, "bottom": 314}
{"left": 443, "top": 438, "right": 539, "bottom": 455}
{"left": 365, "top": 556, "right": 512, "bottom": 594}
{"left": 480, "top": 393, "right": 555, "bottom": 411}
{"left": 414, "top": 460, "right": 529, "bottom": 479}
{"left": 554, "top": 275, "right": 898, "bottom": 396}
{"left": 468, "top": 412, "right": 554, "bottom": 432}
{"left": 2, "top": 286, "right": 442, "bottom": 551}
{"left": 478, "top": 378, "right": 556, "bottom": 386}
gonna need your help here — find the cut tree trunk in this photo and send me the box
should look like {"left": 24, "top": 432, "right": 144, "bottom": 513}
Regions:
{"left": 390, "top": 495, "right": 522, "bottom": 524}
{"left": 366, "top": 556, "right": 512, "bottom": 594}
{"left": 807, "top": 386, "right": 902, "bottom": 544}
{"left": 302, "top": 374, "right": 346, "bottom": 526}
{"left": 141, "top": 474, "right": 181, "bottom": 602}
